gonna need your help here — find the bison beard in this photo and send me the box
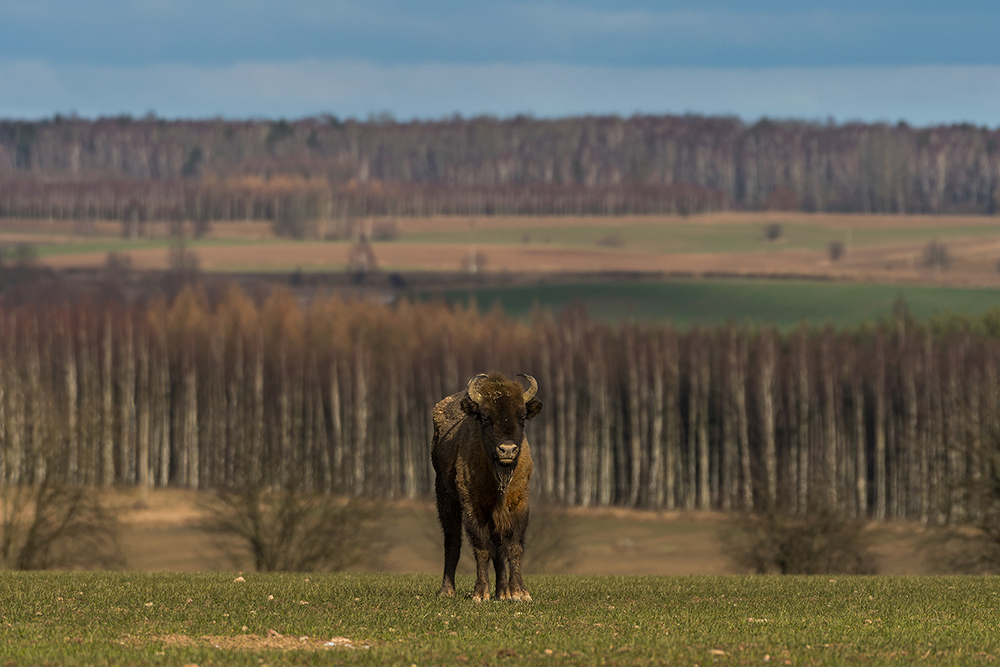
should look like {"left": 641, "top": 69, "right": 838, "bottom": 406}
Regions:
{"left": 431, "top": 372, "right": 542, "bottom": 601}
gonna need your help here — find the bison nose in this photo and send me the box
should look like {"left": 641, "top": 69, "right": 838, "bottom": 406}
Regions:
{"left": 497, "top": 443, "right": 519, "bottom": 462}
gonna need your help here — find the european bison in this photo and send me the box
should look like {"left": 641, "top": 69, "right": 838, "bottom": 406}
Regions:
{"left": 431, "top": 372, "right": 543, "bottom": 601}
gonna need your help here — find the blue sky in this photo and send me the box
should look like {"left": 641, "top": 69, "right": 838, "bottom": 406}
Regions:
{"left": 2, "top": 0, "right": 1000, "bottom": 125}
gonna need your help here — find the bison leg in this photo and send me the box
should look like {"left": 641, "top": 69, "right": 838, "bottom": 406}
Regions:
{"left": 472, "top": 546, "right": 492, "bottom": 601}
{"left": 438, "top": 520, "right": 462, "bottom": 598}
{"left": 435, "top": 489, "right": 462, "bottom": 598}
{"left": 506, "top": 540, "right": 531, "bottom": 602}
{"left": 493, "top": 540, "right": 511, "bottom": 600}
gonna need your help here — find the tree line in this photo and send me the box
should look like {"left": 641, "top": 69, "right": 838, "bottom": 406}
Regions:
{"left": 1, "top": 114, "right": 999, "bottom": 233}
{"left": 0, "top": 176, "right": 724, "bottom": 239}
{"left": 1, "top": 285, "right": 999, "bottom": 523}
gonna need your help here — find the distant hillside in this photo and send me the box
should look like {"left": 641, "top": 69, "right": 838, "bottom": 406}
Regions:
{"left": 1, "top": 114, "right": 998, "bottom": 232}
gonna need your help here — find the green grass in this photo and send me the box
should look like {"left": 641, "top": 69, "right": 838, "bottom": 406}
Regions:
{"left": 30, "top": 236, "right": 295, "bottom": 258}
{"left": 3, "top": 572, "right": 1000, "bottom": 665}
{"left": 401, "top": 220, "right": 1000, "bottom": 254}
{"left": 13, "top": 215, "right": 1000, "bottom": 261}
{"left": 427, "top": 278, "right": 1000, "bottom": 328}
{"left": 405, "top": 222, "right": 793, "bottom": 253}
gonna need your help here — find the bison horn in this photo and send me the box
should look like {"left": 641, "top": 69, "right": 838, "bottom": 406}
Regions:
{"left": 517, "top": 374, "right": 538, "bottom": 403}
{"left": 466, "top": 373, "right": 489, "bottom": 405}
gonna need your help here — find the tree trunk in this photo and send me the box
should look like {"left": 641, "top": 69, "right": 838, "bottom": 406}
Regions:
{"left": 101, "top": 313, "right": 115, "bottom": 486}
{"left": 873, "top": 330, "right": 887, "bottom": 521}
{"left": 758, "top": 329, "right": 778, "bottom": 509}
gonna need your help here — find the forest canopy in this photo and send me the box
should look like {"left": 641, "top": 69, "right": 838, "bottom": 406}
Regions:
{"left": 1, "top": 114, "right": 998, "bottom": 233}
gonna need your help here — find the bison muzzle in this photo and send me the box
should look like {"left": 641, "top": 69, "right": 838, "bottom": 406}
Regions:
{"left": 431, "top": 372, "right": 542, "bottom": 601}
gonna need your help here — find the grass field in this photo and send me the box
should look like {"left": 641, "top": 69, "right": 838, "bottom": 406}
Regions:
{"left": 428, "top": 278, "right": 1000, "bottom": 328}
{"left": 9, "top": 212, "right": 1000, "bottom": 289}
{"left": 404, "top": 218, "right": 1000, "bottom": 254}
{"left": 7, "top": 212, "right": 1000, "bottom": 328}
{"left": 4, "top": 572, "right": 999, "bottom": 665}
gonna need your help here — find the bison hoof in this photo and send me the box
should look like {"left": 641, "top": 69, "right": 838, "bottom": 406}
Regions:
{"left": 472, "top": 588, "right": 490, "bottom": 602}
{"left": 437, "top": 587, "right": 455, "bottom": 598}
{"left": 511, "top": 590, "right": 532, "bottom": 602}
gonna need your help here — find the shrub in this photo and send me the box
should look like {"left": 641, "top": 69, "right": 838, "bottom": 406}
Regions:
{"left": 923, "top": 241, "right": 949, "bottom": 269}
{"left": 922, "top": 527, "right": 1000, "bottom": 574}
{"left": 828, "top": 240, "right": 845, "bottom": 261}
{"left": 371, "top": 219, "right": 400, "bottom": 241}
{"left": 200, "top": 480, "right": 386, "bottom": 573}
{"left": 523, "top": 504, "right": 578, "bottom": 574}
{"left": 764, "top": 186, "right": 800, "bottom": 211}
{"left": 0, "top": 481, "right": 124, "bottom": 570}
{"left": 1, "top": 410, "right": 125, "bottom": 571}
{"left": 0, "top": 242, "right": 40, "bottom": 269}
{"left": 922, "top": 438, "right": 1000, "bottom": 574}
{"left": 721, "top": 504, "right": 878, "bottom": 575}
{"left": 596, "top": 233, "right": 625, "bottom": 248}
{"left": 103, "top": 251, "right": 132, "bottom": 286}
{"left": 763, "top": 223, "right": 783, "bottom": 241}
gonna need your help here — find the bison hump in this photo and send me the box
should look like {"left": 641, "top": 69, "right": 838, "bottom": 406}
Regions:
{"left": 433, "top": 392, "right": 467, "bottom": 432}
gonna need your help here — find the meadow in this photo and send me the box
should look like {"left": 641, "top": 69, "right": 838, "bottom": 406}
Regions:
{"left": 8, "top": 212, "right": 1000, "bottom": 290}
{"left": 3, "top": 211, "right": 999, "bottom": 334}
{"left": 428, "top": 277, "right": 1000, "bottom": 328}
{"left": 3, "top": 572, "right": 999, "bottom": 666}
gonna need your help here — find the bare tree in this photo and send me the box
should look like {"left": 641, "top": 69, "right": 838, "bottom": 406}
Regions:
{"left": 0, "top": 480, "right": 124, "bottom": 570}
{"left": 199, "top": 475, "right": 385, "bottom": 572}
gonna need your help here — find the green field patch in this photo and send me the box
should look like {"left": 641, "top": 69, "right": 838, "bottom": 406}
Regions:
{"left": 3, "top": 572, "right": 999, "bottom": 666}
{"left": 402, "top": 220, "right": 1000, "bottom": 254}
{"left": 28, "top": 236, "right": 290, "bottom": 258}
{"left": 426, "top": 278, "right": 1000, "bottom": 328}
{"left": 404, "top": 222, "right": 794, "bottom": 253}
{"left": 842, "top": 223, "right": 1000, "bottom": 247}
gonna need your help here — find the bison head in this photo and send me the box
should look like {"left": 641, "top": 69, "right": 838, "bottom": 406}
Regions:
{"left": 461, "top": 372, "right": 542, "bottom": 474}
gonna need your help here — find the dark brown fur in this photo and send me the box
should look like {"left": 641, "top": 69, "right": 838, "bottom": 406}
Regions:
{"left": 431, "top": 372, "right": 542, "bottom": 601}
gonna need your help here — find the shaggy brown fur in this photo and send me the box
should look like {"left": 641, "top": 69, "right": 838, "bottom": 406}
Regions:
{"left": 431, "top": 372, "right": 542, "bottom": 601}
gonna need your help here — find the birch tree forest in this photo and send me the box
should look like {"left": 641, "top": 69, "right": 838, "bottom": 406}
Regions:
{"left": 2, "top": 114, "right": 1000, "bottom": 235}
{"left": 1, "top": 285, "right": 999, "bottom": 524}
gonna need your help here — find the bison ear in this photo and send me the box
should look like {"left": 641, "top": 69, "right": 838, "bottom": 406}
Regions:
{"left": 460, "top": 395, "right": 480, "bottom": 416}
{"left": 525, "top": 398, "right": 542, "bottom": 420}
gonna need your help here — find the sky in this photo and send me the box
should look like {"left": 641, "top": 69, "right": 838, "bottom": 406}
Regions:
{"left": 2, "top": 0, "right": 1000, "bottom": 126}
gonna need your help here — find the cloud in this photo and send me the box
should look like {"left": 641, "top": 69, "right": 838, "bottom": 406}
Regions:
{"left": 1, "top": 1, "right": 999, "bottom": 68}
{"left": 3, "top": 59, "right": 1000, "bottom": 127}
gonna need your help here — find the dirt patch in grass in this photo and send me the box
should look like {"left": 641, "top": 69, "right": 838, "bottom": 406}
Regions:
{"left": 155, "top": 629, "right": 368, "bottom": 651}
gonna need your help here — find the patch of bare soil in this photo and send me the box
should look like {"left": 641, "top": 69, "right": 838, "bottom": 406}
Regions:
{"left": 138, "top": 629, "right": 367, "bottom": 653}
{"left": 202, "top": 220, "right": 275, "bottom": 239}
{"left": 114, "top": 489, "right": 206, "bottom": 527}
